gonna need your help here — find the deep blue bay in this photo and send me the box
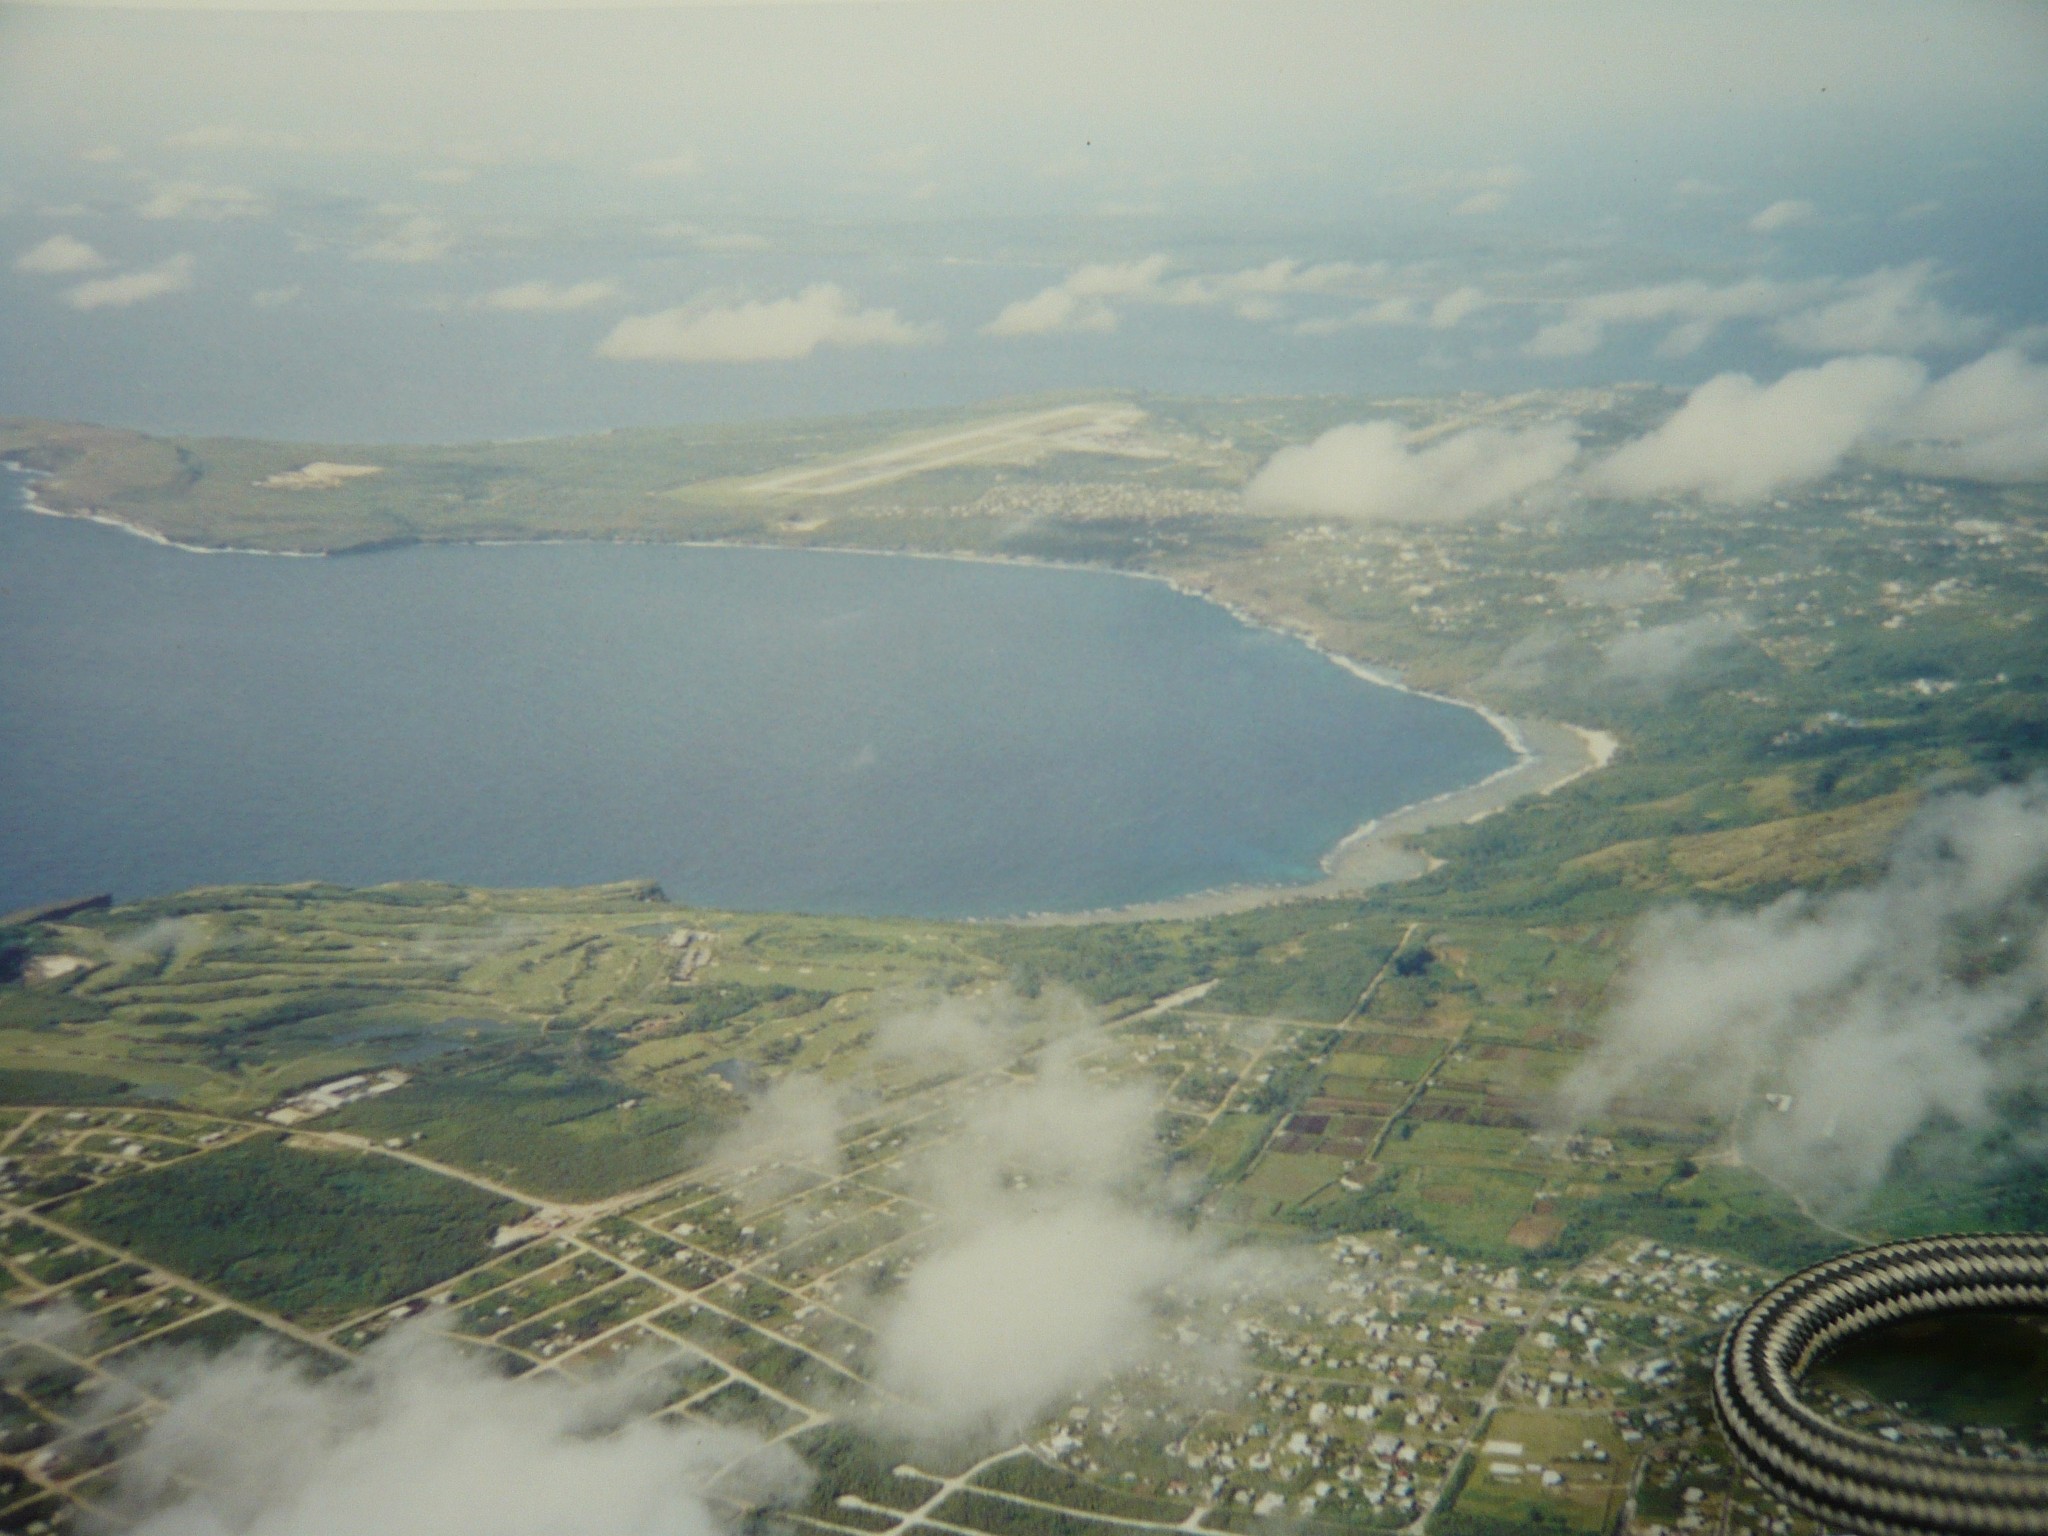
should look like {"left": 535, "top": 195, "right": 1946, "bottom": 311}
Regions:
{"left": 0, "top": 481, "right": 1515, "bottom": 918}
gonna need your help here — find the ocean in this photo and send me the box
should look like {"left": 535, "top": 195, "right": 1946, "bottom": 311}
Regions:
{"left": 0, "top": 478, "right": 1514, "bottom": 918}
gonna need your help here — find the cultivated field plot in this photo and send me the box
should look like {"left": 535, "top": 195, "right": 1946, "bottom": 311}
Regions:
{"left": 0, "top": 897, "right": 1870, "bottom": 1535}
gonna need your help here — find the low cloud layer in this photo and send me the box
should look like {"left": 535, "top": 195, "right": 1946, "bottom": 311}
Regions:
{"left": 872, "top": 982, "right": 1093, "bottom": 1071}
{"left": 1553, "top": 563, "right": 1674, "bottom": 609}
{"left": 1770, "top": 262, "right": 1991, "bottom": 355}
{"left": 1589, "top": 355, "right": 1928, "bottom": 501}
{"left": 352, "top": 215, "right": 455, "bottom": 265}
{"left": 138, "top": 180, "right": 268, "bottom": 222}
{"left": 1243, "top": 419, "right": 1579, "bottom": 523}
{"left": 1747, "top": 197, "right": 1817, "bottom": 234}
{"left": 476, "top": 279, "right": 621, "bottom": 313}
{"left": 630, "top": 153, "right": 701, "bottom": 180}
{"left": 66, "top": 254, "right": 195, "bottom": 311}
{"left": 865, "top": 1001, "right": 1247, "bottom": 1447}
{"left": 875, "top": 1195, "right": 1203, "bottom": 1443}
{"left": 983, "top": 254, "right": 1458, "bottom": 336}
{"left": 1526, "top": 263, "right": 1983, "bottom": 360}
{"left": 98, "top": 1331, "right": 795, "bottom": 1536}
{"left": 1555, "top": 779, "right": 2048, "bottom": 1214}
{"left": 872, "top": 1055, "right": 1208, "bottom": 1443}
{"left": 1590, "top": 348, "right": 2048, "bottom": 499}
{"left": 712, "top": 1071, "right": 848, "bottom": 1176}
{"left": 15, "top": 234, "right": 107, "bottom": 275}
{"left": 109, "top": 915, "right": 211, "bottom": 966}
{"left": 1527, "top": 276, "right": 1802, "bottom": 361}
{"left": 1601, "top": 614, "right": 1747, "bottom": 692}
{"left": 984, "top": 256, "right": 1174, "bottom": 336}
{"left": 600, "top": 284, "right": 935, "bottom": 363}
{"left": 1889, "top": 347, "right": 2048, "bottom": 480}
{"left": 1249, "top": 347, "right": 2048, "bottom": 517}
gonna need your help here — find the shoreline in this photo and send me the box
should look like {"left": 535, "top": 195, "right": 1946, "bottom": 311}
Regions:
{"left": 1012, "top": 716, "right": 1616, "bottom": 926}
{"left": 3, "top": 468, "right": 1620, "bottom": 925}
{"left": 3, "top": 463, "right": 325, "bottom": 557}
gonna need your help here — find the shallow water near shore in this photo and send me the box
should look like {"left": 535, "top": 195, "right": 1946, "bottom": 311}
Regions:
{"left": 1, "top": 475, "right": 1514, "bottom": 918}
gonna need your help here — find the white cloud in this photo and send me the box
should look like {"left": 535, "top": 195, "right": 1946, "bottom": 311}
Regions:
{"left": 1590, "top": 355, "right": 1926, "bottom": 501}
{"left": 1529, "top": 264, "right": 1987, "bottom": 360}
{"left": 1601, "top": 615, "right": 1747, "bottom": 691}
{"left": 15, "top": 234, "right": 107, "bottom": 274}
{"left": 599, "top": 283, "right": 935, "bottom": 363}
{"left": 1555, "top": 779, "right": 2048, "bottom": 1214}
{"left": 1340, "top": 297, "right": 1420, "bottom": 329}
{"left": 1888, "top": 346, "right": 2048, "bottom": 481}
{"left": 875, "top": 1196, "right": 1205, "bottom": 1444}
{"left": 986, "top": 254, "right": 1383, "bottom": 336}
{"left": 93, "top": 1330, "right": 796, "bottom": 1536}
{"left": 252, "top": 284, "right": 302, "bottom": 308}
{"left": 1554, "top": 563, "right": 1674, "bottom": 609}
{"left": 1428, "top": 285, "right": 1487, "bottom": 329}
{"left": 1747, "top": 197, "right": 1816, "bottom": 233}
{"left": 353, "top": 214, "right": 455, "bottom": 264}
{"left": 1201, "top": 257, "right": 1373, "bottom": 299}
{"left": 1297, "top": 285, "right": 1492, "bottom": 337}
{"left": 1586, "top": 348, "right": 2048, "bottom": 499}
{"left": 1244, "top": 419, "right": 1579, "bottom": 523}
{"left": 1184, "top": 257, "right": 1379, "bottom": 320}
{"left": 1405, "top": 163, "right": 1526, "bottom": 209}
{"left": 475, "top": 279, "right": 621, "bottom": 312}
{"left": 164, "top": 123, "right": 304, "bottom": 152}
{"left": 712, "top": 1072, "right": 847, "bottom": 1175}
{"left": 138, "top": 180, "right": 268, "bottom": 221}
{"left": 1770, "top": 261, "right": 1991, "bottom": 354}
{"left": 630, "top": 152, "right": 701, "bottom": 179}
{"left": 65, "top": 253, "right": 195, "bottom": 310}
{"left": 984, "top": 255, "right": 1171, "bottom": 336}
{"left": 869, "top": 1043, "right": 1234, "bottom": 1446}
{"left": 1525, "top": 276, "right": 1802, "bottom": 359}
{"left": 660, "top": 223, "right": 773, "bottom": 254}
{"left": 873, "top": 983, "right": 1092, "bottom": 1072}
{"left": 1478, "top": 628, "right": 1569, "bottom": 694}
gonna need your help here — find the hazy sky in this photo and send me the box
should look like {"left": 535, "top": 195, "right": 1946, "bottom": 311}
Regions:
{"left": 1, "top": 1, "right": 2043, "bottom": 438}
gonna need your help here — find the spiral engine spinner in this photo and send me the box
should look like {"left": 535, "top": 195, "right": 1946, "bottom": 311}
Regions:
{"left": 1711, "top": 1233, "right": 2048, "bottom": 1536}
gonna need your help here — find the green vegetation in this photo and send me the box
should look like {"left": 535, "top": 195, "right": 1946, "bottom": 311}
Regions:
{"left": 975, "top": 1454, "right": 1191, "bottom": 1522}
{"left": 62, "top": 1134, "right": 521, "bottom": 1325}
{"left": 0, "top": 1068, "right": 134, "bottom": 1105}
{"left": 788, "top": 1424, "right": 943, "bottom": 1518}
{"left": 5, "top": 386, "right": 2046, "bottom": 1536}
{"left": 932, "top": 1490, "right": 1141, "bottom": 1536}
{"left": 323, "top": 1059, "right": 717, "bottom": 1203}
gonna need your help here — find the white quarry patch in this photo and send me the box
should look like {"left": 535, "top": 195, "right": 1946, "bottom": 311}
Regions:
{"left": 257, "top": 462, "right": 385, "bottom": 490}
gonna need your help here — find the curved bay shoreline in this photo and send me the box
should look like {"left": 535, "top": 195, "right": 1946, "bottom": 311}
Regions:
{"left": 8, "top": 471, "right": 1619, "bottom": 925}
